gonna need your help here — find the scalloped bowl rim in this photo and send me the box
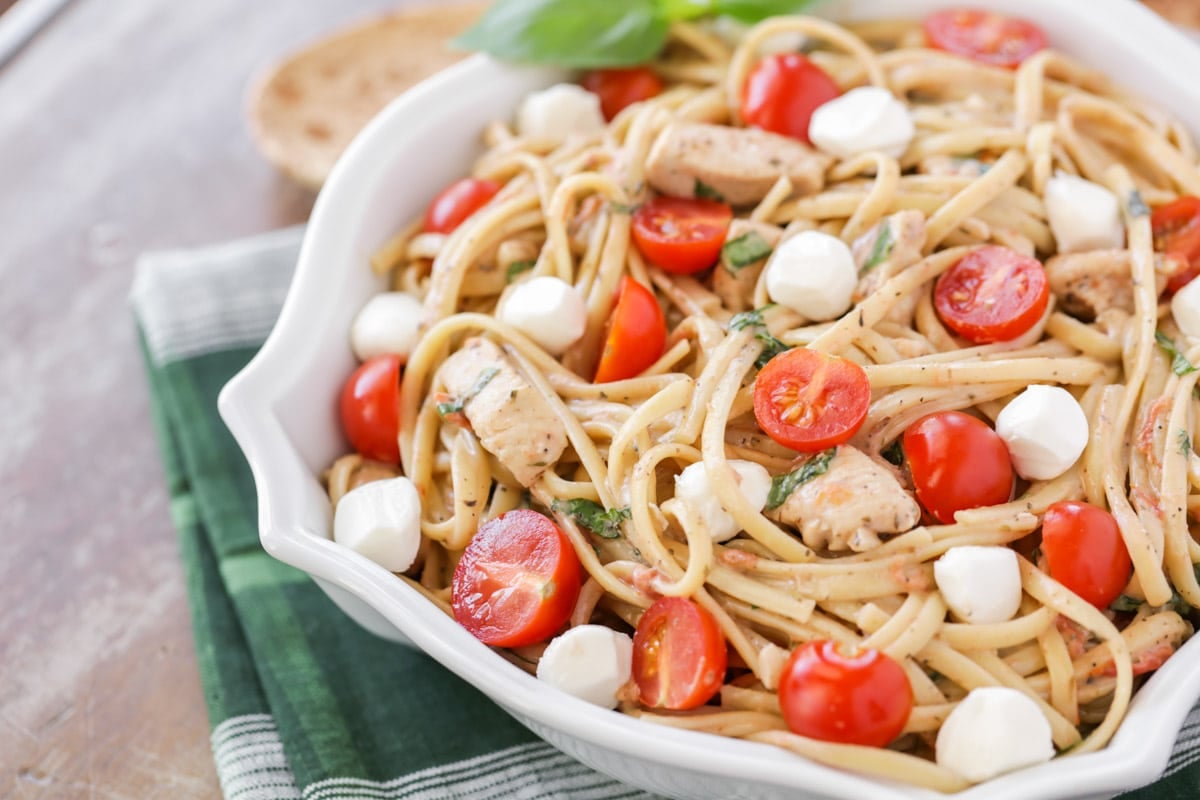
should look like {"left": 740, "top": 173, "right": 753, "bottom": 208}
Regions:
{"left": 219, "top": 2, "right": 1200, "bottom": 798}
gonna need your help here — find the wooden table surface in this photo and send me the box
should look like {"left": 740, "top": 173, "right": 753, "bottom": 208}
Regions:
{"left": 0, "top": 1, "right": 442, "bottom": 797}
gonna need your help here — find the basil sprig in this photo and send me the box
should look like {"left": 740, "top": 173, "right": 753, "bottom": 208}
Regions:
{"left": 553, "top": 498, "right": 631, "bottom": 538}
{"left": 456, "top": 0, "right": 816, "bottom": 68}
{"left": 722, "top": 231, "right": 774, "bottom": 271}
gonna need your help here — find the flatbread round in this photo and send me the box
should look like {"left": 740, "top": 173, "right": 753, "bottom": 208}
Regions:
{"left": 249, "top": 2, "right": 488, "bottom": 190}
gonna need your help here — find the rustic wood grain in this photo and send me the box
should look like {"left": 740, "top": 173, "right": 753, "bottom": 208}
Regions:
{"left": 0, "top": 1, "right": 454, "bottom": 797}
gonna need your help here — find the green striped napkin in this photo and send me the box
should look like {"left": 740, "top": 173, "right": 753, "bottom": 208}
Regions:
{"left": 132, "top": 228, "right": 1198, "bottom": 800}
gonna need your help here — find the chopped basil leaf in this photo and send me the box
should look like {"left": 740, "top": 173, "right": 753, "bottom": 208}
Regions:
{"left": 881, "top": 439, "right": 904, "bottom": 466}
{"left": 729, "top": 307, "right": 790, "bottom": 367}
{"left": 1109, "top": 595, "right": 1143, "bottom": 612}
{"left": 1156, "top": 330, "right": 1198, "bottom": 376}
{"left": 860, "top": 222, "right": 894, "bottom": 274}
{"left": 552, "top": 498, "right": 630, "bottom": 539}
{"left": 729, "top": 308, "right": 765, "bottom": 331}
{"left": 505, "top": 259, "right": 536, "bottom": 282}
{"left": 694, "top": 179, "right": 725, "bottom": 203}
{"left": 1127, "top": 189, "right": 1149, "bottom": 218}
{"left": 765, "top": 449, "right": 837, "bottom": 510}
{"left": 1180, "top": 428, "right": 1192, "bottom": 456}
{"left": 610, "top": 200, "right": 639, "bottom": 215}
{"left": 436, "top": 367, "right": 500, "bottom": 417}
{"left": 721, "top": 231, "right": 774, "bottom": 271}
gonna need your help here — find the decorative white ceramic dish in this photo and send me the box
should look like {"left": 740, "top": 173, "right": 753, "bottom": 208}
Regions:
{"left": 219, "top": 1, "right": 1200, "bottom": 797}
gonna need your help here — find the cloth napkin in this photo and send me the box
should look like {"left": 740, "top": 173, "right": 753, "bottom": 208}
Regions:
{"left": 132, "top": 227, "right": 1199, "bottom": 800}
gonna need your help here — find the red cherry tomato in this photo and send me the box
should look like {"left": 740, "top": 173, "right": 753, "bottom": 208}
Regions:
{"left": 632, "top": 196, "right": 733, "bottom": 274}
{"left": 777, "top": 640, "right": 913, "bottom": 747}
{"left": 423, "top": 177, "right": 502, "bottom": 234}
{"left": 1041, "top": 501, "right": 1132, "bottom": 609}
{"left": 740, "top": 53, "right": 840, "bottom": 144}
{"left": 451, "top": 509, "right": 583, "bottom": 648}
{"left": 753, "top": 348, "right": 871, "bottom": 453}
{"left": 1152, "top": 196, "right": 1200, "bottom": 293}
{"left": 903, "top": 411, "right": 1014, "bottom": 524}
{"left": 582, "top": 67, "right": 664, "bottom": 121}
{"left": 594, "top": 276, "right": 667, "bottom": 383}
{"left": 923, "top": 9, "right": 1047, "bottom": 69}
{"left": 339, "top": 355, "right": 401, "bottom": 464}
{"left": 632, "top": 597, "right": 727, "bottom": 710}
{"left": 934, "top": 245, "right": 1049, "bottom": 344}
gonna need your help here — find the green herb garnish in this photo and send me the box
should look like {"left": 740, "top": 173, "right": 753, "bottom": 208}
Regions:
{"left": 881, "top": 439, "right": 904, "bottom": 466}
{"left": 1109, "top": 595, "right": 1143, "bottom": 612}
{"left": 721, "top": 231, "right": 774, "bottom": 271}
{"left": 457, "top": 0, "right": 817, "bottom": 68}
{"left": 1156, "top": 330, "right": 1198, "bottom": 376}
{"left": 1179, "top": 428, "right": 1192, "bottom": 456}
{"left": 765, "top": 449, "right": 837, "bottom": 510}
{"left": 505, "top": 260, "right": 536, "bottom": 282}
{"left": 553, "top": 498, "right": 631, "bottom": 539}
{"left": 610, "top": 200, "right": 639, "bottom": 215}
{"left": 729, "top": 306, "right": 791, "bottom": 368}
{"left": 1127, "top": 189, "right": 1150, "bottom": 218}
{"left": 860, "top": 222, "right": 894, "bottom": 274}
{"left": 436, "top": 367, "right": 500, "bottom": 417}
{"left": 694, "top": 178, "right": 725, "bottom": 203}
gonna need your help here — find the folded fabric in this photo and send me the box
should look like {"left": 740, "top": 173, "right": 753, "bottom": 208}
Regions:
{"left": 131, "top": 227, "right": 1199, "bottom": 800}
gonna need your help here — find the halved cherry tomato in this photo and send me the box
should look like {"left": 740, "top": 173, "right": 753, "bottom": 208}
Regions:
{"left": 923, "top": 9, "right": 1047, "bottom": 69}
{"left": 582, "top": 67, "right": 664, "bottom": 121}
{"left": 934, "top": 245, "right": 1049, "bottom": 344}
{"left": 339, "top": 355, "right": 401, "bottom": 464}
{"left": 752, "top": 348, "right": 870, "bottom": 453}
{"left": 903, "top": 411, "right": 1013, "bottom": 524}
{"left": 777, "top": 640, "right": 912, "bottom": 747}
{"left": 423, "top": 177, "right": 502, "bottom": 234}
{"left": 594, "top": 276, "right": 667, "bottom": 383}
{"left": 1152, "top": 196, "right": 1200, "bottom": 293}
{"left": 451, "top": 509, "right": 583, "bottom": 648}
{"left": 632, "top": 597, "right": 727, "bottom": 710}
{"left": 1041, "top": 500, "right": 1131, "bottom": 609}
{"left": 740, "top": 53, "right": 840, "bottom": 144}
{"left": 632, "top": 196, "right": 733, "bottom": 274}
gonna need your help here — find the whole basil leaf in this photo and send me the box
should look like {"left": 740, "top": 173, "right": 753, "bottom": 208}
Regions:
{"left": 713, "top": 0, "right": 818, "bottom": 23}
{"left": 455, "top": 0, "right": 670, "bottom": 67}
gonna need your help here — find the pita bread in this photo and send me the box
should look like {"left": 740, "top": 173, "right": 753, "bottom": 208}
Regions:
{"left": 249, "top": 2, "right": 488, "bottom": 190}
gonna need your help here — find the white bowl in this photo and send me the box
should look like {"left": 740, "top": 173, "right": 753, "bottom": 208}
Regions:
{"left": 219, "top": 2, "right": 1200, "bottom": 797}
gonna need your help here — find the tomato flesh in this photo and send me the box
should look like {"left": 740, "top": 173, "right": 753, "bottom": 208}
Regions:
{"left": 632, "top": 597, "right": 727, "bottom": 710}
{"left": 594, "top": 276, "right": 668, "bottom": 383}
{"left": 632, "top": 196, "right": 733, "bottom": 274}
{"left": 1152, "top": 196, "right": 1200, "bottom": 293}
{"left": 740, "top": 53, "right": 840, "bottom": 144}
{"left": 339, "top": 355, "right": 401, "bottom": 464}
{"left": 582, "top": 67, "right": 664, "bottom": 121}
{"left": 904, "top": 411, "right": 1014, "bottom": 524}
{"left": 934, "top": 245, "right": 1049, "bottom": 343}
{"left": 777, "top": 640, "right": 913, "bottom": 747}
{"left": 923, "top": 9, "right": 1047, "bottom": 69}
{"left": 423, "top": 177, "right": 502, "bottom": 234}
{"left": 1041, "top": 500, "right": 1131, "bottom": 609}
{"left": 753, "top": 348, "right": 871, "bottom": 453}
{"left": 451, "top": 509, "right": 583, "bottom": 648}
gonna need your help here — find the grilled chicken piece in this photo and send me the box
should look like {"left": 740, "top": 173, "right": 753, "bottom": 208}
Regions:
{"left": 1043, "top": 249, "right": 1166, "bottom": 321}
{"left": 766, "top": 446, "right": 921, "bottom": 553}
{"left": 645, "top": 122, "right": 830, "bottom": 206}
{"left": 435, "top": 337, "right": 567, "bottom": 487}
{"left": 851, "top": 210, "right": 928, "bottom": 324}
{"left": 713, "top": 219, "right": 784, "bottom": 312}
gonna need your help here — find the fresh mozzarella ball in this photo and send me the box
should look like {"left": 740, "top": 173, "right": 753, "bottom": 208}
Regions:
{"left": 675, "top": 459, "right": 772, "bottom": 543}
{"left": 350, "top": 292, "right": 424, "bottom": 362}
{"left": 934, "top": 546, "right": 1022, "bottom": 624}
{"left": 1044, "top": 173, "right": 1124, "bottom": 253}
{"left": 936, "top": 687, "right": 1055, "bottom": 783}
{"left": 765, "top": 231, "right": 857, "bottom": 321}
{"left": 333, "top": 476, "right": 422, "bottom": 572}
{"left": 1172, "top": 275, "right": 1200, "bottom": 338}
{"left": 516, "top": 84, "right": 606, "bottom": 145}
{"left": 994, "top": 385, "right": 1089, "bottom": 481}
{"left": 808, "top": 87, "right": 915, "bottom": 159}
{"left": 497, "top": 276, "right": 587, "bottom": 355}
{"left": 536, "top": 625, "right": 633, "bottom": 708}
